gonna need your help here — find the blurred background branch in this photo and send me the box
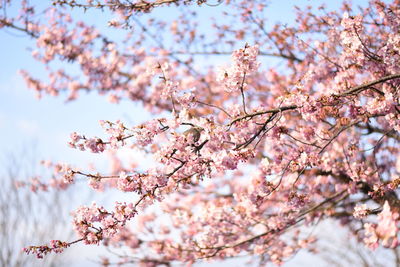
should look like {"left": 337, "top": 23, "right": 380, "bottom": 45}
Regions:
{"left": 0, "top": 145, "right": 79, "bottom": 267}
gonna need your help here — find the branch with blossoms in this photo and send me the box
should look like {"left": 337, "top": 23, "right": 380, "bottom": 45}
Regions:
{"left": 194, "top": 191, "right": 347, "bottom": 259}
{"left": 51, "top": 0, "right": 209, "bottom": 13}
{"left": 23, "top": 150, "right": 210, "bottom": 258}
{"left": 19, "top": 68, "right": 400, "bottom": 195}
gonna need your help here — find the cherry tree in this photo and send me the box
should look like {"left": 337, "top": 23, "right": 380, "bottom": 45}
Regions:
{"left": 1, "top": 0, "right": 400, "bottom": 265}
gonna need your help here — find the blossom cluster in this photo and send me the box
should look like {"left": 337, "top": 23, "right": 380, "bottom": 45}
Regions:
{"left": 23, "top": 240, "right": 70, "bottom": 259}
{"left": 217, "top": 44, "right": 260, "bottom": 92}
{"left": 364, "top": 202, "right": 399, "bottom": 249}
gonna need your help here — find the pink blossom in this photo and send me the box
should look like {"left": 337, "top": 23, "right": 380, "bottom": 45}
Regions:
{"left": 376, "top": 202, "right": 399, "bottom": 247}
{"left": 353, "top": 204, "right": 370, "bottom": 219}
{"left": 217, "top": 44, "right": 260, "bottom": 92}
